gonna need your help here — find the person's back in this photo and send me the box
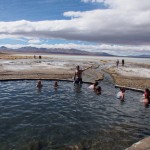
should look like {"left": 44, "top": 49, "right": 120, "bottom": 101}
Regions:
{"left": 117, "top": 88, "right": 125, "bottom": 101}
{"left": 144, "top": 88, "right": 150, "bottom": 103}
{"left": 36, "top": 80, "right": 43, "bottom": 88}
{"left": 95, "top": 86, "right": 101, "bottom": 94}
{"left": 54, "top": 81, "right": 58, "bottom": 88}
{"left": 117, "top": 91, "right": 122, "bottom": 98}
{"left": 89, "top": 81, "right": 98, "bottom": 90}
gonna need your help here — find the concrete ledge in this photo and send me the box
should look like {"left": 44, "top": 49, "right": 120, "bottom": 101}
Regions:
{"left": 115, "top": 84, "right": 144, "bottom": 93}
{"left": 0, "top": 78, "right": 95, "bottom": 85}
{"left": 126, "top": 137, "right": 150, "bottom": 150}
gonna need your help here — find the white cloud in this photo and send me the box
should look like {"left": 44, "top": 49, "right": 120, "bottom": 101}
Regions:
{"left": 81, "top": 0, "right": 150, "bottom": 10}
{"left": 0, "top": 0, "right": 150, "bottom": 53}
{"left": 28, "top": 39, "right": 41, "bottom": 44}
{"left": 81, "top": 0, "right": 104, "bottom": 3}
{"left": 63, "top": 11, "right": 82, "bottom": 18}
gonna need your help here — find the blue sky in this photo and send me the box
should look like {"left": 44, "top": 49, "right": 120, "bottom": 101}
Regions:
{"left": 0, "top": 0, "right": 150, "bottom": 56}
{"left": 0, "top": 0, "right": 104, "bottom": 21}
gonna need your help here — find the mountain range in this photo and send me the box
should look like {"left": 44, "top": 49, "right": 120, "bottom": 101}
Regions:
{"left": 0, "top": 46, "right": 114, "bottom": 56}
{"left": 0, "top": 46, "right": 150, "bottom": 58}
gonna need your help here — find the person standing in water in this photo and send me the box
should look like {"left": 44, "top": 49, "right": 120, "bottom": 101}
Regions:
{"left": 74, "top": 65, "right": 92, "bottom": 84}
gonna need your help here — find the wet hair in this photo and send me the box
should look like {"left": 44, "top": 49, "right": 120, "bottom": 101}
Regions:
{"left": 96, "top": 86, "right": 101, "bottom": 91}
{"left": 145, "top": 88, "right": 149, "bottom": 92}
{"left": 96, "top": 86, "right": 101, "bottom": 94}
{"left": 54, "top": 81, "right": 58, "bottom": 86}
{"left": 37, "top": 80, "right": 43, "bottom": 88}
{"left": 145, "top": 88, "right": 150, "bottom": 94}
{"left": 120, "top": 87, "right": 125, "bottom": 92}
{"left": 94, "top": 81, "right": 99, "bottom": 86}
{"left": 76, "top": 65, "right": 79, "bottom": 69}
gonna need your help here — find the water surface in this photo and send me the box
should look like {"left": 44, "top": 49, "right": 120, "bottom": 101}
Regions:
{"left": 0, "top": 79, "right": 149, "bottom": 149}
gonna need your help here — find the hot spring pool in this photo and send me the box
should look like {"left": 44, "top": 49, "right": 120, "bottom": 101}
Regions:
{"left": 0, "top": 79, "right": 149, "bottom": 150}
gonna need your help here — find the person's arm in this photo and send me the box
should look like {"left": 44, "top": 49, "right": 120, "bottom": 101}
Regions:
{"left": 82, "top": 65, "right": 92, "bottom": 72}
{"left": 121, "top": 93, "right": 125, "bottom": 101}
{"left": 74, "top": 72, "right": 76, "bottom": 81}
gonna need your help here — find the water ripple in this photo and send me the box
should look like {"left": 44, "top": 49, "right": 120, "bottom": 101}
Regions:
{"left": 0, "top": 80, "right": 149, "bottom": 149}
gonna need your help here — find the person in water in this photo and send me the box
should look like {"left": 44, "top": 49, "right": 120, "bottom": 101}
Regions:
{"left": 54, "top": 81, "right": 58, "bottom": 88}
{"left": 142, "top": 88, "right": 150, "bottom": 106}
{"left": 88, "top": 81, "right": 99, "bottom": 91}
{"left": 36, "top": 80, "right": 43, "bottom": 88}
{"left": 95, "top": 86, "right": 102, "bottom": 95}
{"left": 74, "top": 65, "right": 92, "bottom": 84}
{"left": 117, "top": 87, "right": 125, "bottom": 101}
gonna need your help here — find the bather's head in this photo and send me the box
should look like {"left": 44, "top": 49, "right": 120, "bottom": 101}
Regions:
{"left": 120, "top": 87, "right": 125, "bottom": 93}
{"left": 145, "top": 88, "right": 150, "bottom": 93}
{"left": 96, "top": 86, "right": 101, "bottom": 94}
{"left": 94, "top": 81, "right": 99, "bottom": 87}
{"left": 76, "top": 65, "right": 80, "bottom": 70}
{"left": 38, "top": 80, "right": 42, "bottom": 84}
{"left": 36, "top": 80, "right": 43, "bottom": 88}
{"left": 54, "top": 81, "right": 58, "bottom": 87}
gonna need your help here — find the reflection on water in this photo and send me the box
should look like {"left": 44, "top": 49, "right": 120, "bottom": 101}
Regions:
{"left": 0, "top": 80, "right": 149, "bottom": 150}
{"left": 74, "top": 84, "right": 82, "bottom": 93}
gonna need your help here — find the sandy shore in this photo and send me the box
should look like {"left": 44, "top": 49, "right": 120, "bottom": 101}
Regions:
{"left": 0, "top": 53, "right": 103, "bottom": 83}
{"left": 104, "top": 64, "right": 150, "bottom": 90}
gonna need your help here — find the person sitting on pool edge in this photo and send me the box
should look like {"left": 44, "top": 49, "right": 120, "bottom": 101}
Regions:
{"left": 36, "top": 80, "right": 43, "bottom": 88}
{"left": 74, "top": 65, "right": 92, "bottom": 84}
{"left": 117, "top": 87, "right": 125, "bottom": 101}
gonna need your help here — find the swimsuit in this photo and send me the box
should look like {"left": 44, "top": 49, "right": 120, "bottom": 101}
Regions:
{"left": 74, "top": 78, "right": 82, "bottom": 84}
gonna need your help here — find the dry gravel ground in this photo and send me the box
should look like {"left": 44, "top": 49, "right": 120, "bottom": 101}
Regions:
{"left": 0, "top": 53, "right": 103, "bottom": 83}
{"left": 104, "top": 66, "right": 150, "bottom": 90}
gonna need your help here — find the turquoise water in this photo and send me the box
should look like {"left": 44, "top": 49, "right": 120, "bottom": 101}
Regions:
{"left": 0, "top": 79, "right": 150, "bottom": 150}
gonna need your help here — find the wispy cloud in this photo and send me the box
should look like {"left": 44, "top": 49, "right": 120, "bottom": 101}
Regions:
{"left": 28, "top": 39, "right": 42, "bottom": 44}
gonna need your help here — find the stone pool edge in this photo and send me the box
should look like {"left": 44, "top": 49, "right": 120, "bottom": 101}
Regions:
{"left": 102, "top": 69, "right": 148, "bottom": 92}
{"left": 126, "top": 137, "right": 150, "bottom": 150}
{"left": 0, "top": 78, "right": 93, "bottom": 85}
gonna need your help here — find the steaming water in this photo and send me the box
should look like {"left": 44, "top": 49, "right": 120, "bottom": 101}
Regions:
{"left": 0, "top": 77, "right": 149, "bottom": 149}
